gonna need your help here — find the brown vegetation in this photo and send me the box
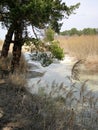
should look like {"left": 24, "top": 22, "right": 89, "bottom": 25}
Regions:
{"left": 0, "top": 79, "right": 98, "bottom": 130}
{"left": 57, "top": 35, "right": 98, "bottom": 73}
{"left": 0, "top": 36, "right": 98, "bottom": 130}
{"left": 57, "top": 35, "right": 98, "bottom": 58}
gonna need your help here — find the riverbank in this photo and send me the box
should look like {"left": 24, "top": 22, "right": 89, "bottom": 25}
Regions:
{"left": 0, "top": 80, "right": 98, "bottom": 130}
{"left": 0, "top": 38, "right": 98, "bottom": 129}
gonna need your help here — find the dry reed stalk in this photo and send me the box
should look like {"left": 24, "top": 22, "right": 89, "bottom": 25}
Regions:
{"left": 57, "top": 35, "right": 98, "bottom": 59}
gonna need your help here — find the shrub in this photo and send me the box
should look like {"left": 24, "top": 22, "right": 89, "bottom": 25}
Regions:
{"left": 31, "top": 51, "right": 53, "bottom": 67}
{"left": 44, "top": 27, "right": 55, "bottom": 42}
{"left": 50, "top": 40, "right": 64, "bottom": 60}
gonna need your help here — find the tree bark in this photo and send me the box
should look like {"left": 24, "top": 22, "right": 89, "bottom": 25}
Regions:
{"left": 1, "top": 24, "right": 14, "bottom": 57}
{"left": 11, "top": 22, "right": 23, "bottom": 72}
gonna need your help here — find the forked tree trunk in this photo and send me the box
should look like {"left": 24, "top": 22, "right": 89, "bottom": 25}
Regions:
{"left": 1, "top": 24, "right": 14, "bottom": 57}
{"left": 11, "top": 23, "right": 23, "bottom": 72}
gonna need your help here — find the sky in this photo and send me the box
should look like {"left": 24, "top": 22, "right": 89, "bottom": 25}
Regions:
{"left": 0, "top": 0, "right": 98, "bottom": 39}
{"left": 61, "top": 0, "right": 98, "bottom": 31}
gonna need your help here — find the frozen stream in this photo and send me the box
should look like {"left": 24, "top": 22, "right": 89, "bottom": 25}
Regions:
{"left": 24, "top": 52, "right": 98, "bottom": 95}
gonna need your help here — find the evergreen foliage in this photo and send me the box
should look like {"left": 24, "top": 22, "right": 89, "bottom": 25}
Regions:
{"left": 60, "top": 28, "right": 98, "bottom": 36}
{"left": 0, "top": 0, "right": 80, "bottom": 33}
{"left": 50, "top": 40, "right": 64, "bottom": 60}
{"left": 44, "top": 27, "right": 55, "bottom": 42}
{"left": 0, "top": 0, "right": 80, "bottom": 70}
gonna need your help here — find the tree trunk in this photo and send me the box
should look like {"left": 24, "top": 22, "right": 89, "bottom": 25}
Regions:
{"left": 11, "top": 22, "right": 23, "bottom": 72}
{"left": 1, "top": 24, "right": 14, "bottom": 57}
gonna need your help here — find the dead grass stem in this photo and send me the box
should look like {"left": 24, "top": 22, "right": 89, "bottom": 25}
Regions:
{"left": 57, "top": 35, "right": 98, "bottom": 60}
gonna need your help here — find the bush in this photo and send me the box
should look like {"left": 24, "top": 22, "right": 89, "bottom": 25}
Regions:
{"left": 44, "top": 27, "right": 55, "bottom": 42}
{"left": 31, "top": 51, "right": 53, "bottom": 67}
{"left": 50, "top": 40, "right": 64, "bottom": 60}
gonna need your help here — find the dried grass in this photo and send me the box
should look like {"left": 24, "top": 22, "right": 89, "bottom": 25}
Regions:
{"left": 0, "top": 36, "right": 98, "bottom": 130}
{"left": 56, "top": 35, "right": 98, "bottom": 59}
{"left": 0, "top": 69, "right": 98, "bottom": 130}
{"left": 8, "top": 73, "right": 26, "bottom": 87}
{"left": 0, "top": 52, "right": 27, "bottom": 87}
{"left": 56, "top": 35, "right": 98, "bottom": 74}
{"left": 35, "top": 79, "right": 98, "bottom": 130}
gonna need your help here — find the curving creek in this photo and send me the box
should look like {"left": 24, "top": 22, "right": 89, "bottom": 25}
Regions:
{"left": 24, "top": 52, "right": 98, "bottom": 97}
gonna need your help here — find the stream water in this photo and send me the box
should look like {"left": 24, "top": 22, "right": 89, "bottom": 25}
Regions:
{"left": 25, "top": 53, "right": 98, "bottom": 95}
